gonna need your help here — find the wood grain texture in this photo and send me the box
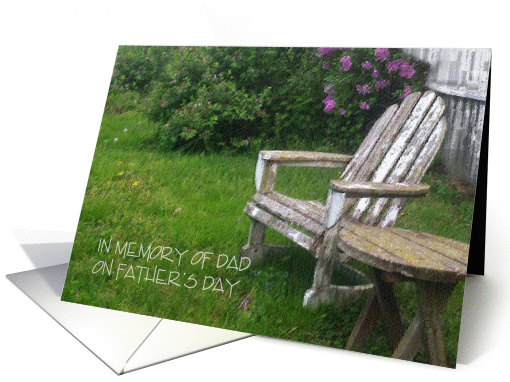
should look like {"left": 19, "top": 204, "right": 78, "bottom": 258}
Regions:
{"left": 380, "top": 117, "right": 448, "bottom": 227}
{"left": 403, "top": 48, "right": 490, "bottom": 186}
{"left": 340, "top": 92, "right": 424, "bottom": 216}
{"left": 337, "top": 222, "right": 468, "bottom": 282}
{"left": 364, "top": 97, "right": 445, "bottom": 224}
{"left": 344, "top": 92, "right": 423, "bottom": 183}
{"left": 330, "top": 181, "right": 430, "bottom": 198}
{"left": 259, "top": 150, "right": 353, "bottom": 165}
{"left": 243, "top": 202, "right": 314, "bottom": 251}
{"left": 391, "top": 315, "right": 424, "bottom": 361}
{"left": 341, "top": 103, "right": 400, "bottom": 181}
{"left": 416, "top": 281, "right": 454, "bottom": 366}
{"left": 350, "top": 91, "right": 437, "bottom": 220}
{"left": 267, "top": 192, "right": 325, "bottom": 223}
{"left": 252, "top": 193, "right": 324, "bottom": 235}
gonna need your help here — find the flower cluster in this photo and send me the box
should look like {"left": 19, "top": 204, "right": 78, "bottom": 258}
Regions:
{"left": 387, "top": 58, "right": 416, "bottom": 78}
{"left": 375, "top": 48, "right": 390, "bottom": 61}
{"left": 356, "top": 84, "right": 371, "bottom": 95}
{"left": 318, "top": 47, "right": 424, "bottom": 117}
{"left": 375, "top": 80, "right": 389, "bottom": 89}
{"left": 340, "top": 56, "right": 352, "bottom": 71}
{"left": 322, "top": 95, "right": 336, "bottom": 113}
{"left": 362, "top": 61, "right": 372, "bottom": 69}
{"left": 315, "top": 47, "right": 428, "bottom": 151}
{"left": 401, "top": 85, "right": 412, "bottom": 99}
{"left": 318, "top": 47, "right": 339, "bottom": 55}
{"left": 359, "top": 102, "right": 370, "bottom": 110}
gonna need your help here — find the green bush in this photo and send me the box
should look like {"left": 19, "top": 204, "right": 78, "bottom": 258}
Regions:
{"left": 110, "top": 46, "right": 173, "bottom": 93}
{"left": 147, "top": 47, "right": 269, "bottom": 152}
{"left": 147, "top": 47, "right": 328, "bottom": 153}
{"left": 110, "top": 47, "right": 429, "bottom": 154}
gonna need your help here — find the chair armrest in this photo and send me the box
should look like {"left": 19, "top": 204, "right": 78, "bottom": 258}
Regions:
{"left": 330, "top": 180, "right": 430, "bottom": 198}
{"left": 259, "top": 150, "right": 353, "bottom": 167}
{"left": 255, "top": 150, "right": 352, "bottom": 193}
{"left": 323, "top": 181, "right": 429, "bottom": 228}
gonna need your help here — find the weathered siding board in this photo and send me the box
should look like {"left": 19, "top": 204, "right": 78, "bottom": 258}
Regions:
{"left": 403, "top": 48, "right": 491, "bottom": 186}
{"left": 442, "top": 96, "right": 484, "bottom": 185}
{"left": 404, "top": 48, "right": 490, "bottom": 99}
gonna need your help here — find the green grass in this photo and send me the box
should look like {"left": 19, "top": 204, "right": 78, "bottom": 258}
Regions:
{"left": 62, "top": 111, "right": 473, "bottom": 367}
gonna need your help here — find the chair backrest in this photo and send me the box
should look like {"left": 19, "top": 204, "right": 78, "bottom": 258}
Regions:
{"left": 339, "top": 90, "right": 447, "bottom": 228}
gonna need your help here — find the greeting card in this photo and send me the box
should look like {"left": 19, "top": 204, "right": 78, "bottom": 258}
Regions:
{"left": 62, "top": 46, "right": 490, "bottom": 368}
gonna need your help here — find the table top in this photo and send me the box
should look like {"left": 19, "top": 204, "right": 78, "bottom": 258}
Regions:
{"left": 337, "top": 221, "right": 469, "bottom": 283}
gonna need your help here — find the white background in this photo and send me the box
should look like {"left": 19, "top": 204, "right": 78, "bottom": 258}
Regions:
{"left": 1, "top": 1, "right": 508, "bottom": 381}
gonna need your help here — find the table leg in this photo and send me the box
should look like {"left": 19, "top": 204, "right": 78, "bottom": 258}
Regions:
{"left": 372, "top": 268, "right": 404, "bottom": 350}
{"left": 345, "top": 292, "right": 379, "bottom": 352}
{"left": 391, "top": 315, "right": 423, "bottom": 360}
{"left": 416, "top": 281, "right": 455, "bottom": 366}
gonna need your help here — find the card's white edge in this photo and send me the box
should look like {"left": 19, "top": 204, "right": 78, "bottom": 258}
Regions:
{"left": 6, "top": 257, "right": 251, "bottom": 375}
{"left": 12, "top": 229, "right": 75, "bottom": 245}
{"left": 7, "top": 275, "right": 142, "bottom": 375}
{"left": 123, "top": 320, "right": 252, "bottom": 373}
{"left": 3, "top": 2, "right": 509, "bottom": 381}
{"left": 6, "top": 263, "right": 161, "bottom": 374}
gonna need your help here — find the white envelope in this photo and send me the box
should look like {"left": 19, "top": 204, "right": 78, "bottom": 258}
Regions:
{"left": 6, "top": 230, "right": 251, "bottom": 375}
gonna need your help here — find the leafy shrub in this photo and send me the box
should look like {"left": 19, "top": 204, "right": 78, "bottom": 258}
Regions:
{"left": 148, "top": 47, "right": 330, "bottom": 153}
{"left": 110, "top": 46, "right": 173, "bottom": 93}
{"left": 147, "top": 47, "right": 268, "bottom": 152}
{"left": 105, "top": 46, "right": 174, "bottom": 115}
{"left": 139, "top": 47, "right": 429, "bottom": 153}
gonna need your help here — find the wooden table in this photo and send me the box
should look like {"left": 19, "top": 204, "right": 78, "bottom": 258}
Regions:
{"left": 337, "top": 221, "right": 469, "bottom": 367}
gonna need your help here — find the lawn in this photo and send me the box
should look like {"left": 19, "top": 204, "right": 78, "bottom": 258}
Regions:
{"left": 62, "top": 111, "right": 474, "bottom": 367}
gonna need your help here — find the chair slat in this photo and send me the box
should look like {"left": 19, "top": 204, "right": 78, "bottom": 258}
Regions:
{"left": 363, "top": 97, "right": 446, "bottom": 224}
{"left": 244, "top": 202, "right": 315, "bottom": 250}
{"left": 345, "top": 92, "right": 423, "bottom": 183}
{"left": 380, "top": 117, "right": 448, "bottom": 227}
{"left": 340, "top": 92, "right": 423, "bottom": 216}
{"left": 341, "top": 103, "right": 399, "bottom": 181}
{"left": 263, "top": 192, "right": 325, "bottom": 224}
{"left": 350, "top": 91, "right": 438, "bottom": 221}
{"left": 252, "top": 193, "right": 324, "bottom": 235}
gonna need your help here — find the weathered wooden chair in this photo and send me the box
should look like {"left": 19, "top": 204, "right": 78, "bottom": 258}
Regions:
{"left": 241, "top": 90, "right": 448, "bottom": 309}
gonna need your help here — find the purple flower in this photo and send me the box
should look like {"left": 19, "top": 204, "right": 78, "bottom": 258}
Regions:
{"left": 401, "top": 85, "right": 412, "bottom": 99}
{"left": 387, "top": 58, "right": 405, "bottom": 72}
{"left": 359, "top": 102, "right": 370, "bottom": 110}
{"left": 375, "top": 48, "right": 390, "bottom": 61}
{"left": 340, "top": 56, "right": 352, "bottom": 71}
{"left": 362, "top": 61, "right": 372, "bottom": 69}
{"left": 322, "top": 61, "right": 330, "bottom": 70}
{"left": 387, "top": 58, "right": 415, "bottom": 78}
{"left": 398, "top": 61, "right": 415, "bottom": 78}
{"left": 375, "top": 80, "right": 390, "bottom": 89}
{"left": 372, "top": 70, "right": 380, "bottom": 78}
{"left": 339, "top": 107, "right": 346, "bottom": 116}
{"left": 356, "top": 84, "right": 371, "bottom": 95}
{"left": 322, "top": 95, "right": 336, "bottom": 113}
{"left": 324, "top": 83, "right": 335, "bottom": 94}
{"left": 318, "top": 47, "right": 339, "bottom": 55}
